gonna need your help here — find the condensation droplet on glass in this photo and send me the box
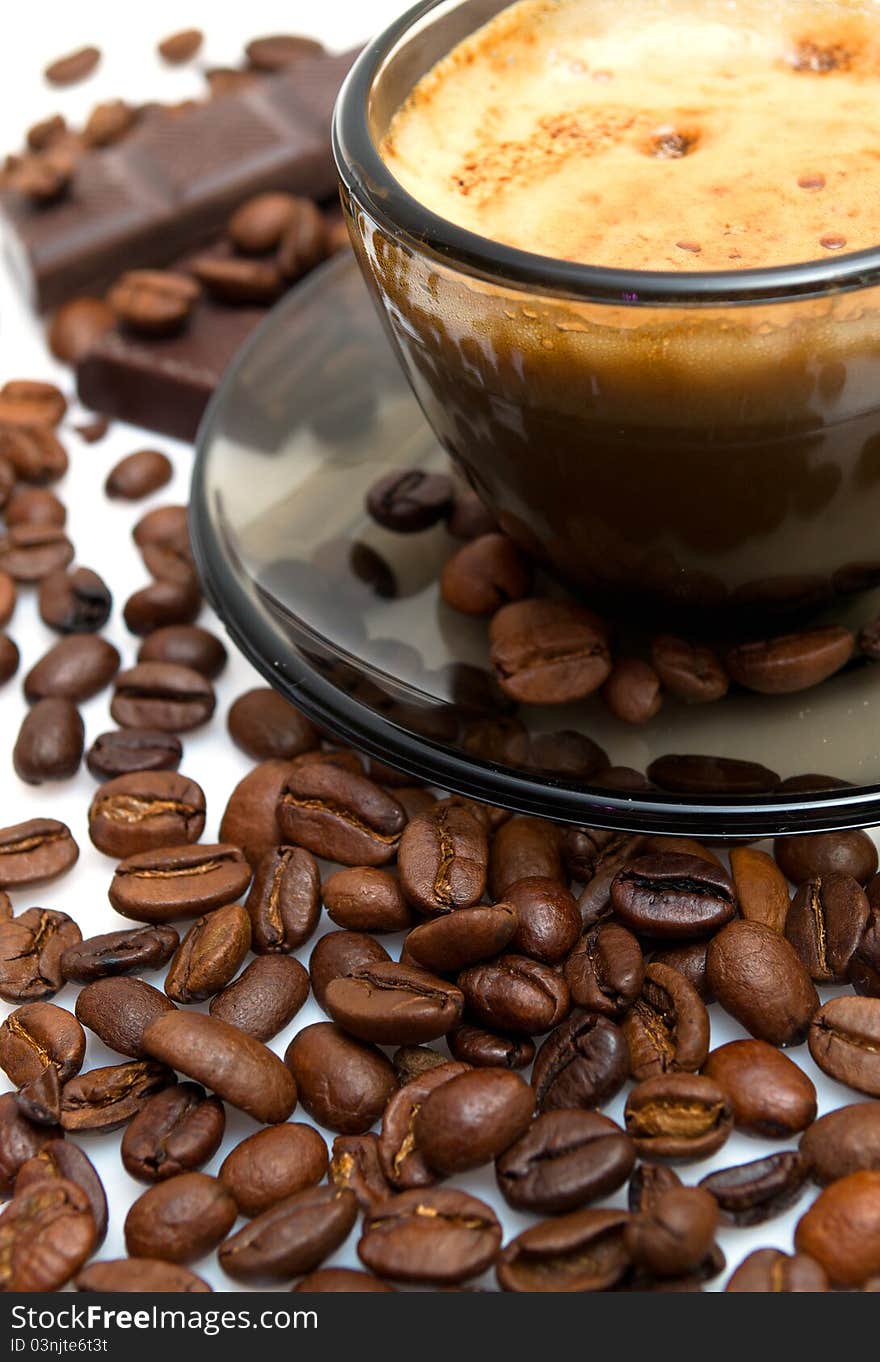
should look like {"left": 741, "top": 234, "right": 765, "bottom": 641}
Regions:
{"left": 820, "top": 234, "right": 847, "bottom": 250}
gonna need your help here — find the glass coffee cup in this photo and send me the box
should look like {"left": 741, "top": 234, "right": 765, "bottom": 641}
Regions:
{"left": 333, "top": 0, "right": 880, "bottom": 624}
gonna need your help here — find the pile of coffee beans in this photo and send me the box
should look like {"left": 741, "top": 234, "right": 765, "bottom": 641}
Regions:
{"left": 1, "top": 409, "right": 880, "bottom": 1294}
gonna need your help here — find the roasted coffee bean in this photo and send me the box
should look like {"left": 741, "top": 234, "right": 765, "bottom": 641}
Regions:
{"left": 462, "top": 715, "right": 529, "bottom": 765}
{"left": 647, "top": 836, "right": 723, "bottom": 866}
{"left": 220, "top": 1123, "right": 328, "bottom": 1217}
{"left": 563, "top": 923, "right": 644, "bottom": 1017}
{"left": 0, "top": 1094, "right": 55, "bottom": 1193}
{"left": 158, "top": 28, "right": 203, "bottom": 63}
{"left": 0, "top": 570, "right": 15, "bottom": 628}
{"left": 448, "top": 1026, "right": 534, "bottom": 1070}
{"left": 707, "top": 920, "right": 819, "bottom": 1047}
{"left": 729, "top": 846, "right": 790, "bottom": 933}
{"left": 601, "top": 657, "right": 663, "bottom": 724}
{"left": 109, "top": 270, "right": 200, "bottom": 336}
{"left": 622, "top": 962, "right": 710, "bottom": 1080}
{"left": 489, "top": 816, "right": 564, "bottom": 897}
{"left": 227, "top": 688, "right": 318, "bottom": 760}
{"left": 0, "top": 1178, "right": 96, "bottom": 1290}
{"left": 48, "top": 296, "right": 115, "bottom": 364}
{"left": 210, "top": 956, "right": 308, "bottom": 1041}
{"left": 397, "top": 805, "right": 487, "bottom": 915}
{"left": 86, "top": 728, "right": 182, "bottom": 780}
{"left": 785, "top": 874, "right": 868, "bottom": 982}
{"left": 105, "top": 448, "right": 173, "bottom": 500}
{"left": 88, "top": 771, "right": 206, "bottom": 857}
{"left": 293, "top": 1268, "right": 393, "bottom": 1292}
{"left": 795, "top": 1171, "right": 880, "bottom": 1286}
{"left": 0, "top": 525, "right": 72, "bottom": 581}
{"left": 0, "top": 427, "right": 67, "bottom": 485}
{"left": 191, "top": 254, "right": 283, "bottom": 304}
{"left": 38, "top": 567, "right": 111, "bottom": 635}
{"left": 415, "top": 1068, "right": 533, "bottom": 1175}
{"left": 504, "top": 877, "right": 581, "bottom": 963}
{"left": 650, "top": 635, "right": 729, "bottom": 703}
{"left": 0, "top": 908, "right": 81, "bottom": 1002}
{"left": 164, "top": 904, "right": 251, "bottom": 1004}
{"left": 647, "top": 753, "right": 779, "bottom": 795}
{"left": 132, "top": 504, "right": 190, "bottom": 555}
{"left": 725, "top": 626, "right": 853, "bottom": 694}
{"left": 0, "top": 1003, "right": 84, "bottom": 1123}
{"left": 809, "top": 996, "right": 880, "bottom": 1095}
{"left": 611, "top": 853, "right": 736, "bottom": 939}
{"left": 111, "top": 662, "right": 213, "bottom": 732}
{"left": 141, "top": 544, "right": 198, "bottom": 590}
{"left": 15, "top": 1141, "right": 107, "bottom": 1245}
{"left": 76, "top": 977, "right": 176, "bottom": 1058}
{"left": 219, "top": 760, "right": 294, "bottom": 870}
{"left": 120, "top": 1083, "right": 224, "bottom": 1183}
{"left": 61, "top": 924, "right": 179, "bottom": 984}
{"left": 775, "top": 830, "right": 879, "bottom": 885}
{"left": 404, "top": 904, "right": 517, "bottom": 975}
{"left": 219, "top": 1185, "right": 357, "bottom": 1283}
{"left": 108, "top": 843, "right": 249, "bottom": 923}
{"left": 627, "top": 1164, "right": 683, "bottom": 1213}
{"left": 228, "top": 191, "right": 301, "bottom": 252}
{"left": 76, "top": 1258, "right": 210, "bottom": 1292}
{"left": 25, "top": 635, "right": 119, "bottom": 701}
{"left": 123, "top": 578, "right": 201, "bottom": 635}
{"left": 125, "top": 1172, "right": 236, "bottom": 1264}
{"left": 624, "top": 1073, "right": 733, "bottom": 1161}
{"left": 245, "top": 33, "right": 325, "bottom": 68}
{"left": 330, "top": 1132, "right": 392, "bottom": 1211}
{"left": 245, "top": 845, "right": 320, "bottom": 952}
{"left": 13, "top": 697, "right": 84, "bottom": 784}
{"left": 440, "top": 533, "right": 532, "bottom": 616}
{"left": 0, "top": 635, "right": 19, "bottom": 686}
{"left": 700, "top": 1152, "right": 808, "bottom": 1226}
{"left": 325, "top": 962, "right": 464, "bottom": 1045}
{"left": 527, "top": 729, "right": 608, "bottom": 778}
{"left": 447, "top": 490, "right": 497, "bottom": 540}
{"left": 497, "top": 1207, "right": 630, "bottom": 1293}
{"left": 459, "top": 955, "right": 569, "bottom": 1036}
{"left": 570, "top": 830, "right": 647, "bottom": 921}
{"left": 726, "top": 1248, "right": 829, "bottom": 1292}
{"left": 278, "top": 764, "right": 405, "bottom": 867}
{"left": 285, "top": 1022, "right": 397, "bottom": 1135}
{"left": 142, "top": 1012, "right": 297, "bottom": 1124}
{"left": 490, "top": 599, "right": 611, "bottom": 704}
{"left": 624, "top": 1187, "right": 717, "bottom": 1277}
{"left": 703, "top": 1039, "right": 817, "bottom": 1137}
{"left": 532, "top": 1011, "right": 628, "bottom": 1111}
{"left": 61, "top": 1060, "right": 173, "bottom": 1132}
{"left": 391, "top": 1046, "right": 452, "bottom": 1083}
{"left": 359, "top": 1187, "right": 500, "bottom": 1285}
{"left": 0, "top": 825, "right": 76, "bottom": 897}
{"left": 45, "top": 44, "right": 100, "bottom": 84}
{"left": 277, "top": 198, "right": 331, "bottom": 277}
{"left": 496, "top": 1109, "right": 634, "bottom": 1214}
{"left": 801, "top": 1102, "right": 880, "bottom": 1183}
{"left": 378, "top": 1063, "right": 468, "bottom": 1190}
{"left": 366, "top": 470, "right": 453, "bottom": 533}
{"left": 849, "top": 900, "right": 880, "bottom": 996}
{"left": 138, "top": 626, "right": 227, "bottom": 679}
{"left": 323, "top": 867, "right": 412, "bottom": 933}
{"left": 309, "top": 930, "right": 390, "bottom": 1013}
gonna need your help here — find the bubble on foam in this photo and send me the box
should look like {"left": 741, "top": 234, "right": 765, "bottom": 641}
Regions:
{"left": 820, "top": 234, "right": 848, "bottom": 250}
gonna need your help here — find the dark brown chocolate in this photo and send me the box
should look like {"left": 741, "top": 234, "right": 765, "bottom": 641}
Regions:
{"left": 1, "top": 49, "right": 358, "bottom": 311}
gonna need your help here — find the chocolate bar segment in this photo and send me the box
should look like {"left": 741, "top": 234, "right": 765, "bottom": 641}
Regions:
{"left": 0, "top": 48, "right": 358, "bottom": 311}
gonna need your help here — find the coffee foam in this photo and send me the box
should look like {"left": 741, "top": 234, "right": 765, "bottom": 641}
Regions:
{"left": 381, "top": 0, "right": 880, "bottom": 270}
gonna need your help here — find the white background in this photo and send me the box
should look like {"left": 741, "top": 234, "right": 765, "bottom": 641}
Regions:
{"left": 0, "top": 0, "right": 871, "bottom": 1295}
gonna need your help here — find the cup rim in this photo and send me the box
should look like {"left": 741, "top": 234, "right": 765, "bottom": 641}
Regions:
{"left": 334, "top": 0, "right": 880, "bottom": 307}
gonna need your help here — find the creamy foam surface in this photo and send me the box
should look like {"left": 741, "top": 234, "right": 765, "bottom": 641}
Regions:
{"left": 381, "top": 0, "right": 880, "bottom": 271}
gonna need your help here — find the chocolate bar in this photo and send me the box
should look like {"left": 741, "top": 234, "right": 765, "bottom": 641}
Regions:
{"left": 0, "top": 48, "right": 358, "bottom": 311}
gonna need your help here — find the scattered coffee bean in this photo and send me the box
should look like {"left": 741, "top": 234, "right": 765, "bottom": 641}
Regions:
{"left": 45, "top": 45, "right": 100, "bottom": 85}
{"left": 38, "top": 567, "right": 112, "bottom": 634}
{"left": 246, "top": 845, "right": 320, "bottom": 952}
{"left": 611, "top": 852, "right": 736, "bottom": 939}
{"left": 105, "top": 449, "right": 173, "bottom": 500}
{"left": 440, "top": 533, "right": 532, "bottom": 616}
{"left": 141, "top": 1011, "right": 297, "bottom": 1125}
{"left": 219, "top": 1185, "right": 357, "bottom": 1284}
{"left": 123, "top": 579, "right": 201, "bottom": 636}
{"left": 60, "top": 1060, "right": 173, "bottom": 1133}
{"left": 726, "top": 1248, "right": 829, "bottom": 1292}
{"left": 398, "top": 804, "right": 488, "bottom": 915}
{"left": 404, "top": 904, "right": 517, "bottom": 975}
{"left": 48, "top": 297, "right": 115, "bottom": 364}
{"left": 278, "top": 764, "right": 406, "bottom": 867}
{"left": 627, "top": 1164, "right": 683, "bottom": 1213}
{"left": 647, "top": 753, "right": 779, "bottom": 794}
{"left": 0, "top": 1178, "right": 96, "bottom": 1291}
{"left": 158, "top": 29, "right": 203, "bottom": 63}
{"left": 622, "top": 961, "right": 710, "bottom": 1080}
{"left": 459, "top": 955, "right": 569, "bottom": 1036}
{"left": 378, "top": 1063, "right": 468, "bottom": 1189}
{"left": 0, "top": 1002, "right": 84, "bottom": 1124}
{"left": 132, "top": 504, "right": 190, "bottom": 555}
{"left": 0, "top": 908, "right": 81, "bottom": 1002}
{"left": 490, "top": 599, "right": 611, "bottom": 704}
{"left": 121, "top": 1083, "right": 225, "bottom": 1184}
{"left": 25, "top": 635, "right": 119, "bottom": 701}
{"left": 284, "top": 1022, "right": 397, "bottom": 1135}
{"left": 0, "top": 526, "right": 73, "bottom": 581}
{"left": 703, "top": 1039, "right": 817, "bottom": 1137}
{"left": 309, "top": 930, "right": 390, "bottom": 1012}
{"left": 700, "top": 1152, "right": 808, "bottom": 1226}
{"left": 602, "top": 657, "right": 663, "bottom": 725}
{"left": 448, "top": 1026, "right": 534, "bottom": 1070}
{"left": 0, "top": 427, "right": 68, "bottom": 485}
{"left": 61, "top": 924, "right": 179, "bottom": 984}
{"left": 164, "top": 903, "right": 251, "bottom": 1004}
{"left": 359, "top": 1187, "right": 500, "bottom": 1285}
{"left": 497, "top": 1207, "right": 630, "bottom": 1293}
{"left": 366, "top": 470, "right": 453, "bottom": 533}
{"left": 785, "top": 873, "right": 868, "bottom": 981}
{"left": 293, "top": 1268, "right": 393, "bottom": 1292}
{"left": 86, "top": 728, "right": 182, "bottom": 780}
{"left": 76, "top": 977, "right": 176, "bottom": 1058}
{"left": 330, "top": 1132, "right": 391, "bottom": 1211}
{"left": 75, "top": 1258, "right": 210, "bottom": 1292}
{"left": 109, "top": 270, "right": 200, "bottom": 337}
{"left": 108, "top": 843, "right": 249, "bottom": 922}
{"left": 0, "top": 819, "right": 78, "bottom": 889}
{"left": 801, "top": 1102, "right": 880, "bottom": 1183}
{"left": 228, "top": 192, "right": 301, "bottom": 253}
{"left": 227, "top": 687, "right": 318, "bottom": 760}
{"left": 88, "top": 771, "right": 206, "bottom": 857}
{"left": 707, "top": 920, "right": 819, "bottom": 1046}
{"left": 496, "top": 1109, "right": 634, "bottom": 1214}
{"left": 725, "top": 625, "right": 853, "bottom": 693}
{"left": 15, "top": 1141, "right": 107, "bottom": 1245}
{"left": 490, "top": 816, "right": 564, "bottom": 897}
{"left": 650, "top": 635, "right": 729, "bottom": 703}
{"left": 13, "top": 697, "right": 84, "bottom": 784}
{"left": 220, "top": 1123, "right": 328, "bottom": 1217}
{"left": 0, "top": 636, "right": 20, "bottom": 687}
{"left": 564, "top": 923, "right": 644, "bottom": 1016}
{"left": 125, "top": 1172, "right": 237, "bottom": 1264}
{"left": 625, "top": 1187, "right": 717, "bottom": 1277}
{"left": 137, "top": 625, "right": 227, "bottom": 679}
{"left": 0, "top": 1093, "right": 55, "bottom": 1193}
{"left": 795, "top": 1171, "right": 880, "bottom": 1286}
{"left": 532, "top": 1011, "right": 629, "bottom": 1111}
{"left": 323, "top": 866, "right": 413, "bottom": 933}
{"left": 729, "top": 846, "right": 791, "bottom": 932}
{"left": 210, "top": 955, "right": 308, "bottom": 1041}
{"left": 325, "top": 961, "right": 464, "bottom": 1045}
{"left": 624, "top": 1073, "right": 733, "bottom": 1161}
{"left": 774, "top": 829, "right": 879, "bottom": 885}
{"left": 809, "top": 995, "right": 880, "bottom": 1095}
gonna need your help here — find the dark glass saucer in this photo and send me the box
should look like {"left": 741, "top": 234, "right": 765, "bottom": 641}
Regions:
{"left": 190, "top": 251, "right": 880, "bottom": 836}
